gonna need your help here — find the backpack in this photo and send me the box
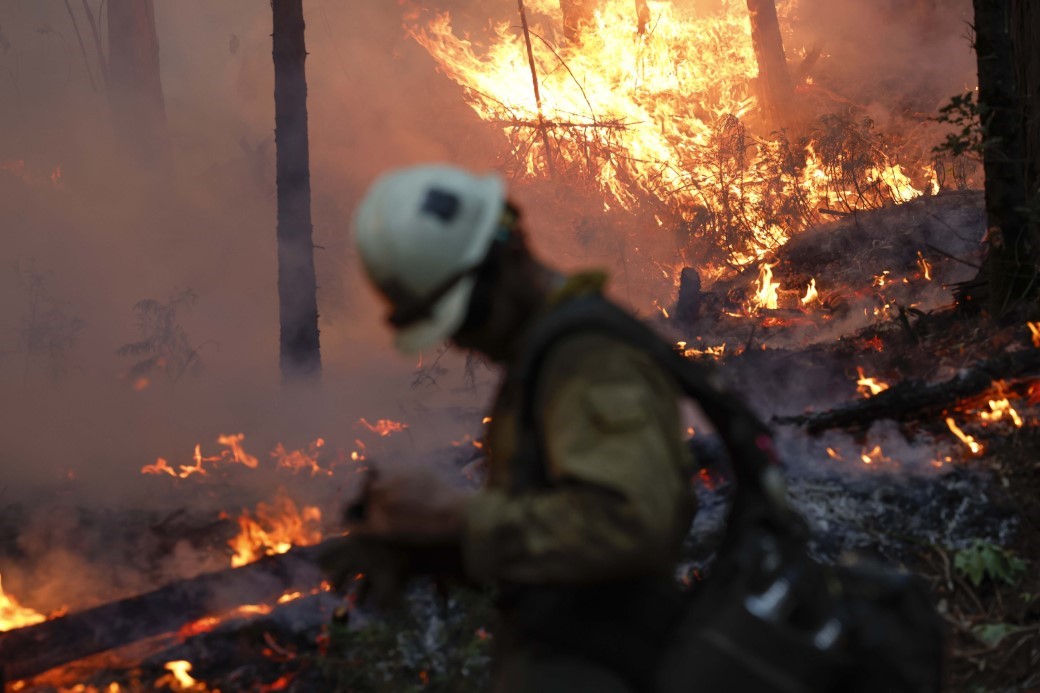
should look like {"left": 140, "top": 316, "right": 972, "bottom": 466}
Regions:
{"left": 510, "top": 293, "right": 945, "bottom": 693}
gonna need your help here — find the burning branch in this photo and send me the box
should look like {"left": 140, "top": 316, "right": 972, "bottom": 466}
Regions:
{"left": 774, "top": 344, "right": 1040, "bottom": 434}
{"left": 517, "top": 0, "right": 555, "bottom": 177}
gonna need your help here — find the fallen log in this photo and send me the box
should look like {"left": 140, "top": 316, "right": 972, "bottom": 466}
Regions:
{"left": 0, "top": 540, "right": 332, "bottom": 683}
{"left": 773, "top": 345, "right": 1040, "bottom": 434}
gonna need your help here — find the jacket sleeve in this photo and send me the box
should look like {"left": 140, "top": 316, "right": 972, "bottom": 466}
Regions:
{"left": 462, "top": 334, "right": 694, "bottom": 584}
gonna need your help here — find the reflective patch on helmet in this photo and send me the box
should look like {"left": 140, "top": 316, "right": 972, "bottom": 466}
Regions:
{"left": 421, "top": 189, "right": 461, "bottom": 223}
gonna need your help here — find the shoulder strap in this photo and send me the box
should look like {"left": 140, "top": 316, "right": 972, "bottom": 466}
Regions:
{"left": 512, "top": 294, "right": 797, "bottom": 536}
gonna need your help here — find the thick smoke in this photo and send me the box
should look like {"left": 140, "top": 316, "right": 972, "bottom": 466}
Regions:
{"left": 0, "top": 0, "right": 978, "bottom": 610}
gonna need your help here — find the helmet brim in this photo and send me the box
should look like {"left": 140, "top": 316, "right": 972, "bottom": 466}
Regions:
{"left": 394, "top": 274, "right": 477, "bottom": 354}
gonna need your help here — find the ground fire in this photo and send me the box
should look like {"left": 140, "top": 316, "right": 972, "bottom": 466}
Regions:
{"left": 0, "top": 0, "right": 1037, "bottom": 691}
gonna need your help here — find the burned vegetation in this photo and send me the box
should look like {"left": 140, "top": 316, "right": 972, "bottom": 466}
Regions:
{"left": 1, "top": 0, "right": 1038, "bottom": 692}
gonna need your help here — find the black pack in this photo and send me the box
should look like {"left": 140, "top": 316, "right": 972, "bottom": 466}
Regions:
{"left": 510, "top": 293, "right": 945, "bottom": 693}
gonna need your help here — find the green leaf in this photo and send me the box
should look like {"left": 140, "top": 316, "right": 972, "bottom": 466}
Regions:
{"left": 954, "top": 540, "right": 1029, "bottom": 588}
{"left": 972, "top": 622, "right": 1025, "bottom": 647}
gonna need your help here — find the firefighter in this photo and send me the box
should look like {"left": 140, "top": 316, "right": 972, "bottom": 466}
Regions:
{"left": 323, "top": 164, "right": 695, "bottom": 692}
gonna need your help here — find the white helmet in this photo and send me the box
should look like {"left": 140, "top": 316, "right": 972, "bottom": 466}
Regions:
{"left": 353, "top": 164, "right": 506, "bottom": 354}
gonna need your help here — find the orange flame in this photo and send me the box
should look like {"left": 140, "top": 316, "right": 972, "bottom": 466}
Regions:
{"left": 411, "top": 0, "right": 924, "bottom": 271}
{"left": 1028, "top": 321, "right": 1040, "bottom": 348}
{"left": 945, "top": 417, "right": 983, "bottom": 455}
{"left": 357, "top": 418, "right": 409, "bottom": 437}
{"left": 216, "top": 434, "right": 259, "bottom": 469}
{"left": 856, "top": 367, "right": 890, "bottom": 397}
{"left": 801, "top": 278, "right": 819, "bottom": 306}
{"left": 750, "top": 263, "right": 780, "bottom": 312}
{"left": 0, "top": 572, "right": 46, "bottom": 632}
{"left": 916, "top": 251, "right": 932, "bottom": 281}
{"left": 271, "top": 438, "right": 329, "bottom": 476}
{"left": 979, "top": 383, "right": 1023, "bottom": 428}
{"left": 228, "top": 490, "right": 322, "bottom": 568}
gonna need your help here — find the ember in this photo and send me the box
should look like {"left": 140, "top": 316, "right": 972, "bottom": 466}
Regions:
{"left": 945, "top": 417, "right": 983, "bottom": 455}
{"left": 357, "top": 417, "right": 410, "bottom": 437}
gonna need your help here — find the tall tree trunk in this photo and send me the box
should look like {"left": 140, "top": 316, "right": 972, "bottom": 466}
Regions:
{"left": 273, "top": 0, "right": 322, "bottom": 384}
{"left": 107, "top": 0, "right": 169, "bottom": 169}
{"left": 972, "top": 0, "right": 1037, "bottom": 315}
{"left": 560, "top": 0, "right": 600, "bottom": 42}
{"left": 746, "top": 0, "right": 796, "bottom": 130}
{"left": 1013, "top": 0, "right": 1040, "bottom": 206}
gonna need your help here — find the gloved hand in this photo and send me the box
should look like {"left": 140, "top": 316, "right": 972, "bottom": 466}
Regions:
{"left": 318, "top": 533, "right": 470, "bottom": 610}
{"left": 317, "top": 534, "right": 411, "bottom": 610}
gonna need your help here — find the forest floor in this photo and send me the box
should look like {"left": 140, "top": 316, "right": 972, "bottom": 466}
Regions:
{"left": 5, "top": 190, "right": 1040, "bottom": 692}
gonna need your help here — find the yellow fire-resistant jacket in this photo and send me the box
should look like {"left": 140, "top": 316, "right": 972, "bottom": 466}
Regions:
{"left": 462, "top": 276, "right": 696, "bottom": 586}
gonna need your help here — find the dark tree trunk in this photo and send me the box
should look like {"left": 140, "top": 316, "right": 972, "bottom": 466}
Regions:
{"left": 1013, "top": 0, "right": 1040, "bottom": 206}
{"left": 273, "top": 0, "right": 322, "bottom": 384}
{"left": 107, "top": 0, "right": 169, "bottom": 169}
{"left": 746, "top": 0, "right": 796, "bottom": 130}
{"left": 560, "top": 0, "right": 600, "bottom": 42}
{"left": 635, "top": 0, "right": 651, "bottom": 35}
{"left": 971, "top": 0, "right": 1038, "bottom": 315}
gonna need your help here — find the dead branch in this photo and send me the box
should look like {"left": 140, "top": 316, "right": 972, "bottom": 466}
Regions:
{"left": 773, "top": 346, "right": 1040, "bottom": 433}
{"left": 517, "top": 0, "right": 555, "bottom": 177}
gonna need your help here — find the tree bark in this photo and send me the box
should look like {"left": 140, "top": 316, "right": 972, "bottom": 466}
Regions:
{"left": 746, "top": 0, "right": 796, "bottom": 130}
{"left": 971, "top": 0, "right": 1038, "bottom": 314}
{"left": 107, "top": 0, "right": 169, "bottom": 169}
{"left": 1013, "top": 0, "right": 1040, "bottom": 207}
{"left": 273, "top": 0, "right": 322, "bottom": 384}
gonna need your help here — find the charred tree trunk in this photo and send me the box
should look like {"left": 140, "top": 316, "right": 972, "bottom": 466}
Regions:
{"left": 107, "top": 0, "right": 169, "bottom": 169}
{"left": 635, "top": 0, "right": 651, "bottom": 35}
{"left": 746, "top": 0, "right": 796, "bottom": 129}
{"left": 273, "top": 0, "right": 322, "bottom": 384}
{"left": 1013, "top": 0, "right": 1040, "bottom": 212}
{"left": 970, "top": 0, "right": 1038, "bottom": 315}
{"left": 560, "top": 0, "right": 600, "bottom": 42}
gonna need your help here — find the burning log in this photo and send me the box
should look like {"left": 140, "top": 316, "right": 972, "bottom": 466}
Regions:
{"left": 774, "top": 345, "right": 1040, "bottom": 434}
{"left": 0, "top": 541, "right": 330, "bottom": 683}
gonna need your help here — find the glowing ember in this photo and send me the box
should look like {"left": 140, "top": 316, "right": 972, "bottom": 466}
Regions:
{"left": 859, "top": 445, "right": 891, "bottom": 466}
{"left": 357, "top": 418, "right": 409, "bottom": 437}
{"left": 856, "top": 367, "right": 890, "bottom": 397}
{"left": 801, "top": 278, "right": 819, "bottom": 306}
{"left": 0, "top": 572, "right": 46, "bottom": 632}
{"left": 873, "top": 270, "right": 892, "bottom": 288}
{"left": 229, "top": 489, "right": 322, "bottom": 568}
{"left": 0, "top": 159, "right": 64, "bottom": 189}
{"left": 945, "top": 417, "right": 983, "bottom": 455}
{"left": 677, "top": 341, "right": 727, "bottom": 359}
